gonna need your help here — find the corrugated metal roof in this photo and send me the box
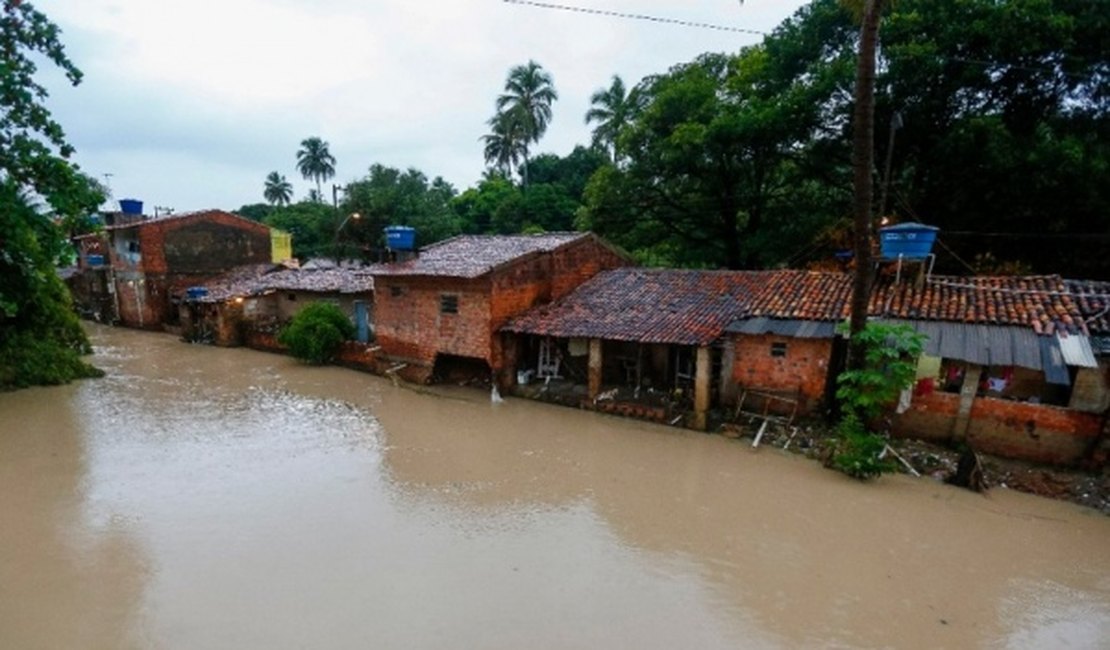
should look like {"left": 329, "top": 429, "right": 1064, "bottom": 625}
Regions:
{"left": 1056, "top": 333, "right": 1097, "bottom": 368}
{"left": 885, "top": 319, "right": 1078, "bottom": 385}
{"left": 726, "top": 318, "right": 838, "bottom": 338}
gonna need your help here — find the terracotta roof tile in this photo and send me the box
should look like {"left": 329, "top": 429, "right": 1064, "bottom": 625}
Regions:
{"left": 371, "top": 232, "right": 589, "bottom": 279}
{"left": 1067, "top": 278, "right": 1110, "bottom": 336}
{"left": 186, "top": 265, "right": 374, "bottom": 303}
{"left": 504, "top": 269, "right": 1090, "bottom": 343}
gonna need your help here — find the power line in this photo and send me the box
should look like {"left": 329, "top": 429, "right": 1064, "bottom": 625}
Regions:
{"left": 501, "top": 0, "right": 766, "bottom": 36}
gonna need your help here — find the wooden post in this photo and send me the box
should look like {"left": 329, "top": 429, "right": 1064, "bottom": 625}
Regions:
{"left": 588, "top": 338, "right": 603, "bottom": 400}
{"left": 693, "top": 345, "right": 711, "bottom": 431}
{"left": 952, "top": 363, "right": 982, "bottom": 443}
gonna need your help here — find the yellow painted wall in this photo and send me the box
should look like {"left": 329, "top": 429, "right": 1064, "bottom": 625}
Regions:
{"left": 271, "top": 230, "right": 292, "bottom": 263}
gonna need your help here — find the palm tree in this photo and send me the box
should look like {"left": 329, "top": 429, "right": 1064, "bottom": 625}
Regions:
{"left": 295, "top": 136, "right": 336, "bottom": 201}
{"left": 585, "top": 75, "right": 638, "bottom": 163}
{"left": 263, "top": 171, "right": 293, "bottom": 206}
{"left": 481, "top": 110, "right": 527, "bottom": 178}
{"left": 495, "top": 60, "right": 558, "bottom": 186}
{"left": 846, "top": 0, "right": 885, "bottom": 370}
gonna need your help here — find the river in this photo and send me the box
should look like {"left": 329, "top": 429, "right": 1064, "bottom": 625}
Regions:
{"left": 2, "top": 325, "right": 1108, "bottom": 649}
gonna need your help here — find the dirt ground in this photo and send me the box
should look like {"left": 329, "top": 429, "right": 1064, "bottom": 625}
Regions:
{"left": 720, "top": 418, "right": 1110, "bottom": 515}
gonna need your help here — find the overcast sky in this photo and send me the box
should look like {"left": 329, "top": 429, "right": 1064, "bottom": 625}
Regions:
{"left": 43, "top": 0, "right": 809, "bottom": 212}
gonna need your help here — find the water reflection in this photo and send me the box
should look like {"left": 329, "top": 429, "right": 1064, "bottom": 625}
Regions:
{"left": 0, "top": 324, "right": 1107, "bottom": 650}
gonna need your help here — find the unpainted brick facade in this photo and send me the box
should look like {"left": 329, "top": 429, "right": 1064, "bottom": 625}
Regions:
{"left": 730, "top": 334, "right": 834, "bottom": 414}
{"left": 374, "top": 237, "right": 627, "bottom": 383}
{"left": 892, "top": 390, "right": 1104, "bottom": 465}
{"left": 105, "top": 211, "right": 272, "bottom": 329}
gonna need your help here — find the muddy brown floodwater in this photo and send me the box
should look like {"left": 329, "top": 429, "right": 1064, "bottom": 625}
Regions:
{"left": 2, "top": 325, "right": 1109, "bottom": 649}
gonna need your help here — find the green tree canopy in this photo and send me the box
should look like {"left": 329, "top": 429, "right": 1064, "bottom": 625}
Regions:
{"left": 494, "top": 60, "right": 558, "bottom": 186}
{"left": 263, "top": 171, "right": 293, "bottom": 206}
{"left": 0, "top": 0, "right": 104, "bottom": 389}
{"left": 295, "top": 137, "right": 336, "bottom": 201}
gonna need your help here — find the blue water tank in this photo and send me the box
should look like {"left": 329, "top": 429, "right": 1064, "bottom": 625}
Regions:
{"left": 119, "top": 198, "right": 143, "bottom": 215}
{"left": 186, "top": 286, "right": 209, "bottom": 300}
{"left": 86, "top": 254, "right": 105, "bottom": 267}
{"left": 385, "top": 226, "right": 416, "bottom": 251}
{"left": 879, "top": 222, "right": 939, "bottom": 259}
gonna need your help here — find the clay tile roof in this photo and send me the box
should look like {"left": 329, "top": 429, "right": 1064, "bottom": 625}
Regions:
{"left": 188, "top": 265, "right": 375, "bottom": 302}
{"left": 1066, "top": 278, "right": 1110, "bottom": 336}
{"left": 504, "top": 268, "right": 778, "bottom": 345}
{"left": 872, "top": 274, "right": 1086, "bottom": 334}
{"left": 106, "top": 209, "right": 263, "bottom": 231}
{"left": 371, "top": 232, "right": 589, "bottom": 279}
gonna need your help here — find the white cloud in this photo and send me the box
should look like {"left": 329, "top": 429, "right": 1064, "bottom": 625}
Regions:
{"left": 42, "top": 0, "right": 808, "bottom": 211}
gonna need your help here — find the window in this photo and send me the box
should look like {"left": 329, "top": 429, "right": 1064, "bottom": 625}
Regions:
{"left": 771, "top": 342, "right": 787, "bottom": 357}
{"left": 440, "top": 294, "right": 458, "bottom": 314}
{"left": 390, "top": 285, "right": 403, "bottom": 298}
{"left": 287, "top": 293, "right": 297, "bottom": 301}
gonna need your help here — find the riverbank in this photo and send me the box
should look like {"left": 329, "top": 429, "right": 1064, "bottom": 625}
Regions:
{"left": 720, "top": 420, "right": 1110, "bottom": 515}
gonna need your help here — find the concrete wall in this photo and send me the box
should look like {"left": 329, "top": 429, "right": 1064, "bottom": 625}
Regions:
{"left": 730, "top": 334, "right": 833, "bottom": 414}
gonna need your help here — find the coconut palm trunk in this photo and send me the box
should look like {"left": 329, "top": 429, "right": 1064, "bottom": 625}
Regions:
{"left": 848, "top": 0, "right": 884, "bottom": 371}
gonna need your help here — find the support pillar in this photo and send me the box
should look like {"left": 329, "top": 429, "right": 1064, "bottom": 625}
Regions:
{"left": 693, "top": 345, "right": 712, "bottom": 431}
{"left": 588, "top": 338, "right": 603, "bottom": 400}
{"left": 952, "top": 363, "right": 982, "bottom": 443}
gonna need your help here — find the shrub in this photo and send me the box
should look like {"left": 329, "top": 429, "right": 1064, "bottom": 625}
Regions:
{"left": 277, "top": 303, "right": 354, "bottom": 365}
{"left": 831, "top": 413, "right": 896, "bottom": 480}
{"left": 831, "top": 322, "right": 925, "bottom": 481}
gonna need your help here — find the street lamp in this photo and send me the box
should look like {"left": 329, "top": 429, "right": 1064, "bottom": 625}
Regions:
{"left": 334, "top": 212, "right": 361, "bottom": 264}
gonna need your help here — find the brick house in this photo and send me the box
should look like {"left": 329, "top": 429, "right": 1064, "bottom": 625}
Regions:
{"left": 504, "top": 267, "right": 1108, "bottom": 464}
{"left": 74, "top": 210, "right": 274, "bottom": 329}
{"left": 370, "top": 232, "right": 629, "bottom": 384}
{"left": 177, "top": 265, "right": 375, "bottom": 346}
{"left": 728, "top": 273, "right": 1107, "bottom": 465}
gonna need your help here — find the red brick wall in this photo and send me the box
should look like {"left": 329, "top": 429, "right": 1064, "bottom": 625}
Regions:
{"left": 892, "top": 391, "right": 1103, "bottom": 465}
{"left": 113, "top": 271, "right": 166, "bottom": 329}
{"left": 549, "top": 236, "right": 630, "bottom": 300}
{"left": 373, "top": 276, "right": 491, "bottom": 368}
{"left": 730, "top": 334, "right": 833, "bottom": 413}
{"left": 134, "top": 211, "right": 271, "bottom": 275}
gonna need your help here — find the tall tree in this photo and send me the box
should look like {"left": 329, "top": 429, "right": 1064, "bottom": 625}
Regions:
{"left": 0, "top": 0, "right": 105, "bottom": 388}
{"left": 295, "top": 136, "right": 336, "bottom": 200}
{"left": 495, "top": 60, "right": 558, "bottom": 186}
{"left": 481, "top": 111, "right": 526, "bottom": 178}
{"left": 585, "top": 75, "right": 639, "bottom": 162}
{"left": 263, "top": 171, "right": 293, "bottom": 206}
{"left": 847, "top": 0, "right": 885, "bottom": 367}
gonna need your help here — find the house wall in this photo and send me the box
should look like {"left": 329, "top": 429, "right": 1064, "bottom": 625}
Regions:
{"left": 892, "top": 390, "right": 1104, "bottom": 466}
{"left": 730, "top": 334, "right": 833, "bottom": 413}
{"left": 106, "top": 213, "right": 273, "bottom": 329}
{"left": 549, "top": 236, "right": 630, "bottom": 301}
{"left": 373, "top": 276, "right": 491, "bottom": 381}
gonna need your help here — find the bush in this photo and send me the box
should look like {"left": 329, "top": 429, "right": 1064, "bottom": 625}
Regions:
{"left": 831, "top": 413, "right": 896, "bottom": 480}
{"left": 831, "top": 322, "right": 925, "bottom": 481}
{"left": 277, "top": 303, "right": 355, "bottom": 365}
{"left": 0, "top": 331, "right": 104, "bottom": 389}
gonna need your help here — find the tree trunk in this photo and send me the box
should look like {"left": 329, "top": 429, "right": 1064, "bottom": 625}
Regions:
{"left": 848, "top": 0, "right": 884, "bottom": 371}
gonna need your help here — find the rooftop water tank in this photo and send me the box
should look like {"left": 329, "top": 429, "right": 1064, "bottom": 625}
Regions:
{"left": 385, "top": 226, "right": 416, "bottom": 251}
{"left": 86, "top": 254, "right": 105, "bottom": 267}
{"left": 879, "top": 222, "right": 939, "bottom": 260}
{"left": 185, "top": 286, "right": 209, "bottom": 300}
{"left": 119, "top": 198, "right": 143, "bottom": 215}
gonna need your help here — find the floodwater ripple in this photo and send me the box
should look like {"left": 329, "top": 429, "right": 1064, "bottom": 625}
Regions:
{"left": 1, "top": 324, "right": 1108, "bottom": 649}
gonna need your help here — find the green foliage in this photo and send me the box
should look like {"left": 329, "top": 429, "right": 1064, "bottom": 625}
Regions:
{"left": 277, "top": 303, "right": 355, "bottom": 365}
{"left": 829, "top": 322, "right": 924, "bottom": 481}
{"left": 342, "top": 164, "right": 462, "bottom": 257}
{"left": 836, "top": 322, "right": 925, "bottom": 420}
{"left": 295, "top": 136, "right": 336, "bottom": 199}
{"left": 831, "top": 413, "right": 897, "bottom": 480}
{"left": 234, "top": 203, "right": 274, "bottom": 222}
{"left": 262, "top": 201, "right": 334, "bottom": 259}
{"left": 263, "top": 171, "right": 293, "bottom": 206}
{"left": 0, "top": 2, "right": 104, "bottom": 390}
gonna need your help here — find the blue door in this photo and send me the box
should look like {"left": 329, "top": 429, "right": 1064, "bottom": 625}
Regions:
{"left": 354, "top": 300, "right": 369, "bottom": 343}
